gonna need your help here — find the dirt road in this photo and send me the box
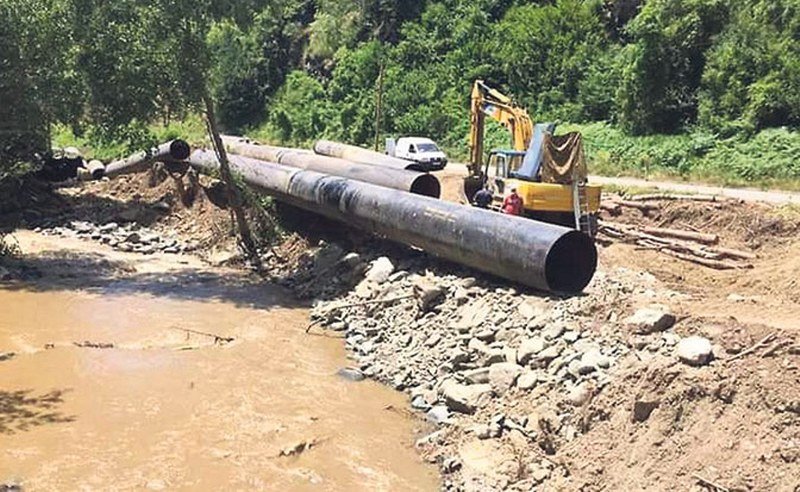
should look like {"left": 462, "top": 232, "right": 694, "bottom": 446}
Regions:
{"left": 589, "top": 175, "right": 800, "bottom": 204}
{"left": 0, "top": 231, "right": 438, "bottom": 491}
{"left": 437, "top": 163, "right": 800, "bottom": 204}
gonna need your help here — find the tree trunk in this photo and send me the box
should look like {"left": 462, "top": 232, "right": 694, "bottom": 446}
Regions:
{"left": 202, "top": 92, "right": 261, "bottom": 270}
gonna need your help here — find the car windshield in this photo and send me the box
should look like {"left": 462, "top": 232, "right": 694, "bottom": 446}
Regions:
{"left": 416, "top": 143, "right": 439, "bottom": 152}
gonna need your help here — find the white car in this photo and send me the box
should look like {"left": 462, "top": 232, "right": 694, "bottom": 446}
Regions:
{"left": 386, "top": 137, "right": 448, "bottom": 171}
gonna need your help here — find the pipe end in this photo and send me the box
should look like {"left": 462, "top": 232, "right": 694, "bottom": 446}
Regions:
{"left": 545, "top": 231, "right": 598, "bottom": 294}
{"left": 410, "top": 174, "right": 442, "bottom": 198}
{"left": 169, "top": 140, "right": 191, "bottom": 161}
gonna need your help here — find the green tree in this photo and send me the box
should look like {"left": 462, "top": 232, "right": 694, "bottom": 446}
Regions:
{"left": 617, "top": 0, "right": 728, "bottom": 134}
{"left": 493, "top": 0, "right": 607, "bottom": 121}
{"left": 699, "top": 0, "right": 800, "bottom": 133}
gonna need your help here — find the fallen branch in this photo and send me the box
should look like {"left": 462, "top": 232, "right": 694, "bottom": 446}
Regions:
{"left": 618, "top": 200, "right": 659, "bottom": 212}
{"left": 713, "top": 246, "right": 757, "bottom": 261}
{"left": 727, "top": 333, "right": 777, "bottom": 362}
{"left": 692, "top": 473, "right": 730, "bottom": 492}
{"left": 600, "top": 224, "right": 753, "bottom": 269}
{"left": 173, "top": 327, "right": 234, "bottom": 344}
{"left": 305, "top": 293, "right": 417, "bottom": 333}
{"left": 642, "top": 226, "right": 719, "bottom": 245}
{"left": 762, "top": 339, "right": 793, "bottom": 358}
{"left": 659, "top": 249, "right": 743, "bottom": 270}
{"left": 322, "top": 293, "right": 416, "bottom": 311}
{"left": 73, "top": 341, "right": 115, "bottom": 349}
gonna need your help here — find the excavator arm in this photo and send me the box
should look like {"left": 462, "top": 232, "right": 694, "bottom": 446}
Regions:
{"left": 468, "top": 80, "right": 534, "bottom": 177}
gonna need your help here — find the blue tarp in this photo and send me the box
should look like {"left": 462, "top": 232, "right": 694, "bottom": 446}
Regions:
{"left": 512, "top": 122, "right": 556, "bottom": 181}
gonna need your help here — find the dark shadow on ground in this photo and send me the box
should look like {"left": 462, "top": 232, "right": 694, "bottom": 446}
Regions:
{"left": 0, "top": 250, "right": 296, "bottom": 311}
{"left": 0, "top": 389, "right": 75, "bottom": 435}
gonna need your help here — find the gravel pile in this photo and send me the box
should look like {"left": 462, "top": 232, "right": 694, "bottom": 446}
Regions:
{"left": 301, "top": 247, "right": 709, "bottom": 490}
{"left": 37, "top": 220, "right": 197, "bottom": 255}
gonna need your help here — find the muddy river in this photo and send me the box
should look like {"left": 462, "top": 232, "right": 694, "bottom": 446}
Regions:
{"left": 0, "top": 232, "right": 438, "bottom": 490}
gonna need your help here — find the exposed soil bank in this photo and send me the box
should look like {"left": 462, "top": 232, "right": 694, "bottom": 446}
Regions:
{"left": 0, "top": 232, "right": 438, "bottom": 491}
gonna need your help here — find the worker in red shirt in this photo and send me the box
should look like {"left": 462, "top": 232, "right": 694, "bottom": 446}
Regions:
{"left": 502, "top": 188, "right": 524, "bottom": 216}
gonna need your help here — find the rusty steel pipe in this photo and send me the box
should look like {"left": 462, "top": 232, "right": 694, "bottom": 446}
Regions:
{"left": 188, "top": 149, "right": 596, "bottom": 294}
{"left": 104, "top": 140, "right": 191, "bottom": 178}
{"left": 222, "top": 136, "right": 441, "bottom": 198}
{"left": 314, "top": 140, "right": 425, "bottom": 172}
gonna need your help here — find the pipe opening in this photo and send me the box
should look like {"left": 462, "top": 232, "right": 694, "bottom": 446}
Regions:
{"left": 169, "top": 140, "right": 191, "bottom": 160}
{"left": 544, "top": 231, "right": 598, "bottom": 294}
{"left": 410, "top": 174, "right": 442, "bottom": 198}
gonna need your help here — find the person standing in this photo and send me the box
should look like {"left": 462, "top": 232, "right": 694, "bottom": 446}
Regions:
{"left": 502, "top": 188, "right": 524, "bottom": 216}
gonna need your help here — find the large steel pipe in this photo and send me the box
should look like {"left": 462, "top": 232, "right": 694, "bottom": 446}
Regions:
{"left": 188, "top": 149, "right": 596, "bottom": 293}
{"left": 222, "top": 136, "right": 441, "bottom": 198}
{"left": 105, "top": 140, "right": 191, "bottom": 178}
{"left": 314, "top": 140, "right": 425, "bottom": 172}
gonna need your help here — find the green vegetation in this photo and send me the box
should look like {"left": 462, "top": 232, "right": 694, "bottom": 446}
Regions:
{"left": 2, "top": 0, "right": 800, "bottom": 189}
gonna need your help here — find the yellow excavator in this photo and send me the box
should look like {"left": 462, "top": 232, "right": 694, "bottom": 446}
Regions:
{"left": 465, "top": 80, "right": 602, "bottom": 235}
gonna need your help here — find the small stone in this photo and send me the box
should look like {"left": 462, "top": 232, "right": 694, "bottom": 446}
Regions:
{"left": 632, "top": 399, "right": 659, "bottom": 422}
{"left": 125, "top": 232, "right": 142, "bottom": 243}
{"left": 677, "top": 336, "right": 713, "bottom": 366}
{"left": 364, "top": 257, "right": 395, "bottom": 283}
{"left": 578, "top": 349, "right": 610, "bottom": 374}
{"left": 516, "top": 371, "right": 538, "bottom": 390}
{"left": 488, "top": 362, "right": 523, "bottom": 394}
{"left": 146, "top": 480, "right": 167, "bottom": 491}
{"left": 427, "top": 405, "right": 451, "bottom": 425}
{"left": 530, "top": 464, "right": 551, "bottom": 484}
{"left": 624, "top": 306, "right": 676, "bottom": 334}
{"left": 413, "top": 278, "right": 445, "bottom": 311}
{"left": 534, "top": 345, "right": 562, "bottom": 366}
{"left": 441, "top": 381, "right": 492, "bottom": 414}
{"left": 567, "top": 383, "right": 593, "bottom": 406}
{"left": 424, "top": 333, "right": 442, "bottom": 348}
{"left": 337, "top": 367, "right": 366, "bottom": 382}
{"left": 518, "top": 337, "right": 546, "bottom": 364}
{"left": 543, "top": 323, "right": 565, "bottom": 340}
{"left": 563, "top": 331, "right": 580, "bottom": 343}
{"left": 462, "top": 367, "right": 490, "bottom": 384}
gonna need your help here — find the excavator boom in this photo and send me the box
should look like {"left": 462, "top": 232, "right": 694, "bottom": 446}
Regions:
{"left": 469, "top": 80, "right": 533, "bottom": 176}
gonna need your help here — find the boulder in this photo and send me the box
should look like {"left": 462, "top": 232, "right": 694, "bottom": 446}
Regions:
{"left": 488, "top": 363, "right": 523, "bottom": 394}
{"left": 676, "top": 336, "right": 713, "bottom": 366}
{"left": 441, "top": 381, "right": 492, "bottom": 414}
{"left": 624, "top": 306, "right": 676, "bottom": 334}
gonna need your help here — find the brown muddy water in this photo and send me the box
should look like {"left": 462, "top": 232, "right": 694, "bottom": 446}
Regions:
{"left": 0, "top": 231, "right": 438, "bottom": 491}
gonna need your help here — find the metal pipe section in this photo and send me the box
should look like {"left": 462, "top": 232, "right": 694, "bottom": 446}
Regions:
{"left": 221, "top": 136, "right": 441, "bottom": 198}
{"left": 314, "top": 140, "right": 425, "bottom": 172}
{"left": 86, "top": 159, "right": 106, "bottom": 180}
{"left": 105, "top": 140, "right": 191, "bottom": 178}
{"left": 188, "top": 149, "right": 597, "bottom": 293}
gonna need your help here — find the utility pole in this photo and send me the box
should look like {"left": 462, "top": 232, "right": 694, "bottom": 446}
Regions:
{"left": 374, "top": 62, "right": 385, "bottom": 152}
